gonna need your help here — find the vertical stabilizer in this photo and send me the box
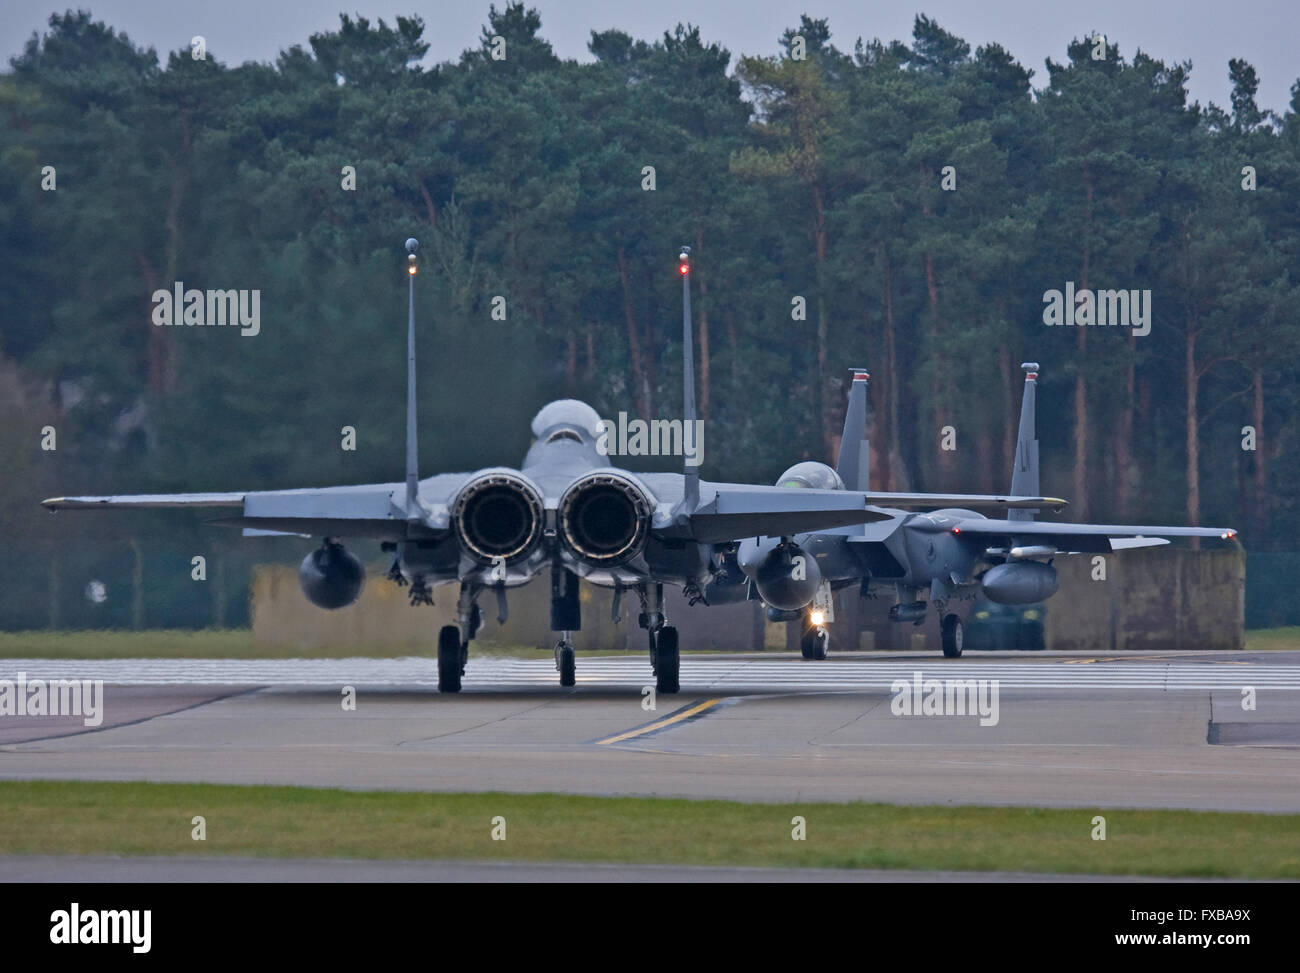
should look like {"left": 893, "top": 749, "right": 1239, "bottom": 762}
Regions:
{"left": 1009, "top": 362, "right": 1040, "bottom": 522}
{"left": 836, "top": 369, "right": 871, "bottom": 491}
{"left": 405, "top": 238, "right": 421, "bottom": 522}
{"left": 679, "top": 246, "right": 699, "bottom": 512}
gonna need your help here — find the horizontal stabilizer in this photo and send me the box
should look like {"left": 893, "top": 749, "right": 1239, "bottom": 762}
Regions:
{"left": 688, "top": 486, "right": 891, "bottom": 544}
{"left": 214, "top": 517, "right": 418, "bottom": 540}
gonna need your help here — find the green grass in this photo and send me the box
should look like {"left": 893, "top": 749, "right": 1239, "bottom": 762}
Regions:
{"left": 0, "top": 781, "right": 1296, "bottom": 877}
{"left": 1245, "top": 627, "right": 1300, "bottom": 651}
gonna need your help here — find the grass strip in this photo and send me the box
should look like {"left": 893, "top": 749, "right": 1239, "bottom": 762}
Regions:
{"left": 1, "top": 780, "right": 1296, "bottom": 878}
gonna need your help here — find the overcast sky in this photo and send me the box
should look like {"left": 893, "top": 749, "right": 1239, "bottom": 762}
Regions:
{"left": 3, "top": 1, "right": 1296, "bottom": 114}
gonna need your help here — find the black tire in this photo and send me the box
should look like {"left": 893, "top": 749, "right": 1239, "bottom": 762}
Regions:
{"left": 648, "top": 629, "right": 658, "bottom": 672}
{"left": 559, "top": 645, "right": 576, "bottom": 687}
{"left": 801, "top": 628, "right": 828, "bottom": 660}
{"left": 941, "top": 613, "right": 964, "bottom": 658}
{"left": 656, "top": 626, "right": 680, "bottom": 694}
{"left": 438, "top": 625, "right": 462, "bottom": 692}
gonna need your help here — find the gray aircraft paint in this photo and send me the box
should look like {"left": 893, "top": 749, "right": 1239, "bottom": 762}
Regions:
{"left": 728, "top": 365, "right": 1235, "bottom": 650}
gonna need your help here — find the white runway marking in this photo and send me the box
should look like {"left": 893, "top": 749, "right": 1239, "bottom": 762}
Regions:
{"left": 4, "top": 658, "right": 1300, "bottom": 690}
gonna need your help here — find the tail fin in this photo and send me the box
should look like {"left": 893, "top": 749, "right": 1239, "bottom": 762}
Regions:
{"left": 405, "top": 239, "right": 421, "bottom": 521}
{"left": 835, "top": 369, "right": 871, "bottom": 491}
{"left": 679, "top": 246, "right": 699, "bottom": 511}
{"left": 1008, "top": 362, "right": 1040, "bottom": 522}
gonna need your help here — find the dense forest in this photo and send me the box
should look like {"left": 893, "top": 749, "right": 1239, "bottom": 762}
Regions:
{"left": 1, "top": 6, "right": 1296, "bottom": 630}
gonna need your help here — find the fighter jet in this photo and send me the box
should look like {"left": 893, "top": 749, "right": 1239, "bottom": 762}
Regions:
{"left": 41, "top": 240, "right": 1056, "bottom": 692}
{"left": 723, "top": 363, "right": 1237, "bottom": 658}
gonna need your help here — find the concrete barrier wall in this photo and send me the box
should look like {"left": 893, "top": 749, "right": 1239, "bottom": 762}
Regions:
{"left": 251, "top": 564, "right": 763, "bottom": 652}
{"left": 252, "top": 547, "right": 1245, "bottom": 652}
{"left": 1044, "top": 547, "right": 1244, "bottom": 652}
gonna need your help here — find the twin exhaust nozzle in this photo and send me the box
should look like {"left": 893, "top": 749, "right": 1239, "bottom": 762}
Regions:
{"left": 452, "top": 471, "right": 651, "bottom": 568}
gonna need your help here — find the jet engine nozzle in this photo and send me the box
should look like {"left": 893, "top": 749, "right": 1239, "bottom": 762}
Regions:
{"left": 558, "top": 473, "right": 651, "bottom": 567}
{"left": 299, "top": 540, "right": 365, "bottom": 610}
{"left": 452, "top": 471, "right": 545, "bottom": 564}
{"left": 981, "top": 560, "right": 1059, "bottom": 605}
{"left": 745, "top": 540, "right": 822, "bottom": 612}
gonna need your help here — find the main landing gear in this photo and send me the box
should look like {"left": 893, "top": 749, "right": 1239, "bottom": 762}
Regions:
{"left": 437, "top": 582, "right": 483, "bottom": 693}
{"left": 653, "top": 627, "right": 680, "bottom": 694}
{"left": 941, "top": 612, "right": 964, "bottom": 658}
{"left": 437, "top": 624, "right": 466, "bottom": 693}
{"left": 639, "top": 583, "right": 679, "bottom": 694}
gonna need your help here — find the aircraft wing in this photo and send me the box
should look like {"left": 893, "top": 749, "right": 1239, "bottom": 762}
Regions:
{"left": 43, "top": 492, "right": 245, "bottom": 509}
{"left": 685, "top": 484, "right": 893, "bottom": 544}
{"left": 865, "top": 493, "right": 1066, "bottom": 510}
{"left": 947, "top": 517, "right": 1237, "bottom": 554}
{"left": 42, "top": 475, "right": 475, "bottom": 540}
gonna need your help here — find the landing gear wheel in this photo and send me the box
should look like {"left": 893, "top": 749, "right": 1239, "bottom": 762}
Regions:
{"left": 437, "top": 625, "right": 463, "bottom": 692}
{"left": 941, "top": 613, "right": 964, "bottom": 658}
{"left": 557, "top": 643, "right": 576, "bottom": 688}
{"left": 802, "top": 627, "right": 828, "bottom": 660}
{"left": 648, "top": 629, "right": 658, "bottom": 673}
{"left": 655, "top": 627, "right": 680, "bottom": 694}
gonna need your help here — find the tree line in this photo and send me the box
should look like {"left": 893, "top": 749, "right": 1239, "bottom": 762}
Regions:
{"left": 1, "top": 5, "right": 1296, "bottom": 627}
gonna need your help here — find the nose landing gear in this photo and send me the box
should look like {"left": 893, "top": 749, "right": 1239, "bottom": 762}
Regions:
{"left": 800, "top": 625, "right": 829, "bottom": 660}
{"left": 554, "top": 634, "right": 576, "bottom": 688}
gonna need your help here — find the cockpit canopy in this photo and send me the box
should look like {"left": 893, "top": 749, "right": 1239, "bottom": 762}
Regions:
{"left": 530, "top": 400, "right": 603, "bottom": 441}
{"left": 775, "top": 461, "right": 844, "bottom": 491}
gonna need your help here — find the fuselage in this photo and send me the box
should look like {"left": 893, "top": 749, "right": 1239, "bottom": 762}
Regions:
{"left": 398, "top": 399, "right": 711, "bottom": 592}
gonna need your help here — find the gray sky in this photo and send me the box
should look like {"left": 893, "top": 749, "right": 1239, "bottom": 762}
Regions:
{"left": 3, "top": 1, "right": 1296, "bottom": 114}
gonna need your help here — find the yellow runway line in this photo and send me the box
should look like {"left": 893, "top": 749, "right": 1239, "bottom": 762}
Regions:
{"left": 595, "top": 698, "right": 725, "bottom": 745}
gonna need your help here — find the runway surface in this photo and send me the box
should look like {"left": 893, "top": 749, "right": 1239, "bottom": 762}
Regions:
{"left": 0, "top": 855, "right": 1243, "bottom": 883}
{"left": 5, "top": 653, "right": 1300, "bottom": 689}
{"left": 3, "top": 651, "right": 1299, "bottom": 813}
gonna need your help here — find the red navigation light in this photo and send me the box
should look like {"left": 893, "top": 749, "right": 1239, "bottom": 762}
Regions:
{"left": 679, "top": 263, "right": 689, "bottom": 275}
